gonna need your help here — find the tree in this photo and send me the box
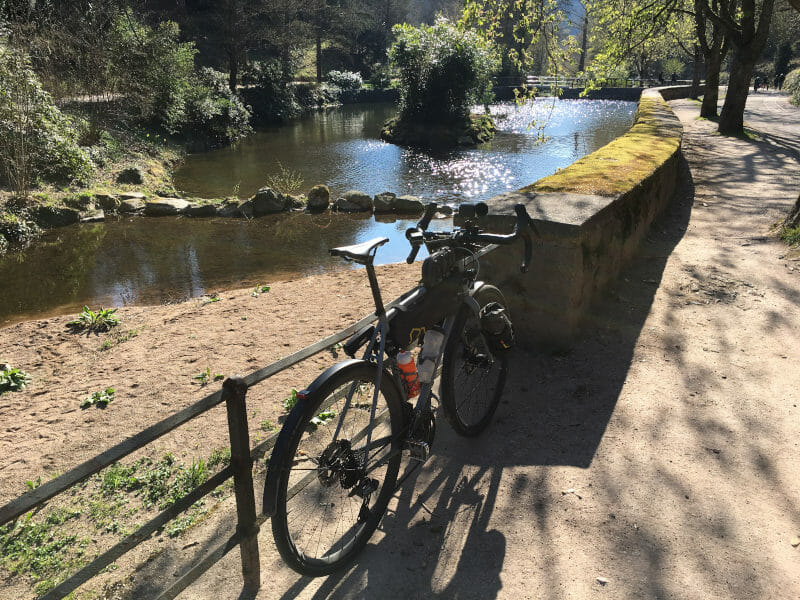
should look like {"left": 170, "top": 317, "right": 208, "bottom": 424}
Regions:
{"left": 461, "top": 0, "right": 571, "bottom": 78}
{"left": 700, "top": 0, "right": 776, "bottom": 134}
{"left": 583, "top": 0, "right": 682, "bottom": 82}
{"left": 383, "top": 18, "right": 500, "bottom": 147}
{"left": 694, "top": 0, "right": 729, "bottom": 118}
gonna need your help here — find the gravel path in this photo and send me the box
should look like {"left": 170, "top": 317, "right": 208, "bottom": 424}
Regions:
{"left": 108, "top": 92, "right": 800, "bottom": 600}
{"left": 165, "top": 92, "right": 800, "bottom": 600}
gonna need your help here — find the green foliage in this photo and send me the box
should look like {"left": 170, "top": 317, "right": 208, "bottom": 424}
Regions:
{"left": 310, "top": 409, "right": 337, "bottom": 427}
{"left": 99, "top": 453, "right": 209, "bottom": 510}
{"left": 67, "top": 305, "right": 121, "bottom": 332}
{"left": 110, "top": 11, "right": 197, "bottom": 134}
{"left": 0, "top": 364, "right": 30, "bottom": 393}
{"left": 81, "top": 387, "right": 116, "bottom": 409}
{"left": 207, "top": 447, "right": 231, "bottom": 469}
{"left": 283, "top": 388, "right": 299, "bottom": 411}
{"left": 0, "top": 46, "right": 93, "bottom": 191}
{"left": 785, "top": 68, "right": 800, "bottom": 106}
{"left": 0, "top": 509, "right": 88, "bottom": 595}
{"left": 265, "top": 162, "right": 304, "bottom": 195}
{"left": 779, "top": 224, "right": 800, "bottom": 245}
{"left": 389, "top": 18, "right": 500, "bottom": 126}
{"left": 99, "top": 327, "right": 143, "bottom": 351}
{"left": 193, "top": 366, "right": 224, "bottom": 385}
{"left": 326, "top": 70, "right": 363, "bottom": 91}
{"left": 183, "top": 67, "right": 252, "bottom": 148}
{"left": 251, "top": 284, "right": 271, "bottom": 297}
{"left": 663, "top": 57, "right": 685, "bottom": 78}
{"left": 242, "top": 59, "right": 301, "bottom": 124}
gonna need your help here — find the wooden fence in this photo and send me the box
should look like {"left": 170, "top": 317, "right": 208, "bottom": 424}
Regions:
{"left": 0, "top": 288, "right": 421, "bottom": 599}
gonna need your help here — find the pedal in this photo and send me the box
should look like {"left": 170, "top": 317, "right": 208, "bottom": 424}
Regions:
{"left": 402, "top": 440, "right": 430, "bottom": 462}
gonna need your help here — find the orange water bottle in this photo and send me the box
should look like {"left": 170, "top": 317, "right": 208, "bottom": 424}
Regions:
{"left": 397, "top": 351, "right": 420, "bottom": 398}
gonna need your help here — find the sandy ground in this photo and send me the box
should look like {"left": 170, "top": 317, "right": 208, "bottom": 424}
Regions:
{"left": 1, "top": 91, "right": 799, "bottom": 599}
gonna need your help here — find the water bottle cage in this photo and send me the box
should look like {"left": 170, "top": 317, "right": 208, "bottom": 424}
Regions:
{"left": 479, "top": 302, "right": 514, "bottom": 355}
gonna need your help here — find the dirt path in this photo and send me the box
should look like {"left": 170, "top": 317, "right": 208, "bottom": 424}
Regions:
{"left": 2, "top": 92, "right": 799, "bottom": 600}
{"left": 173, "top": 94, "right": 800, "bottom": 599}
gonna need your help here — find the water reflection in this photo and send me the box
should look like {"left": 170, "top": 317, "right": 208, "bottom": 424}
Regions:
{"left": 174, "top": 99, "right": 635, "bottom": 203}
{"left": 2, "top": 99, "right": 636, "bottom": 325}
{"left": 0, "top": 213, "right": 452, "bottom": 325}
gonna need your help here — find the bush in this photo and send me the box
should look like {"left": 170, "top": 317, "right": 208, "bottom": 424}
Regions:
{"left": 784, "top": 68, "right": 800, "bottom": 106}
{"left": 389, "top": 18, "right": 499, "bottom": 126}
{"left": 326, "top": 70, "right": 363, "bottom": 91}
{"left": 0, "top": 46, "right": 93, "bottom": 190}
{"left": 183, "top": 68, "right": 252, "bottom": 148}
{"left": 241, "top": 60, "right": 300, "bottom": 124}
{"left": 109, "top": 11, "right": 197, "bottom": 133}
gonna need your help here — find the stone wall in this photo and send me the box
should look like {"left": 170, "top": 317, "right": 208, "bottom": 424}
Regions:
{"left": 477, "top": 87, "right": 693, "bottom": 348}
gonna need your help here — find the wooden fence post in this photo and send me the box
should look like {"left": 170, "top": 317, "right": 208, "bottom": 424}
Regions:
{"left": 223, "top": 376, "right": 261, "bottom": 593}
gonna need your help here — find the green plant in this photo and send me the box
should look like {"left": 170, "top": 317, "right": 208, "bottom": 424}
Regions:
{"left": 389, "top": 18, "right": 499, "bottom": 126}
{"left": 0, "top": 364, "right": 31, "bottom": 393}
{"left": 282, "top": 388, "right": 299, "bottom": 411}
{"left": 68, "top": 306, "right": 121, "bottom": 332}
{"left": 0, "top": 46, "right": 93, "bottom": 192}
{"left": 784, "top": 68, "right": 800, "bottom": 107}
{"left": 182, "top": 67, "right": 253, "bottom": 147}
{"left": 260, "top": 420, "right": 276, "bottom": 432}
{"left": 326, "top": 70, "right": 363, "bottom": 91}
{"left": 0, "top": 510, "right": 88, "bottom": 595}
{"left": 193, "top": 367, "right": 224, "bottom": 386}
{"left": 265, "top": 161, "right": 304, "bottom": 195}
{"left": 241, "top": 59, "right": 301, "bottom": 124}
{"left": 99, "top": 327, "right": 142, "bottom": 351}
{"left": 81, "top": 387, "right": 116, "bottom": 409}
{"left": 207, "top": 447, "right": 231, "bottom": 469}
{"left": 251, "top": 284, "right": 271, "bottom": 297}
{"left": 25, "top": 477, "right": 42, "bottom": 490}
{"left": 779, "top": 224, "right": 800, "bottom": 245}
{"left": 310, "top": 409, "right": 337, "bottom": 427}
{"left": 201, "top": 293, "right": 221, "bottom": 305}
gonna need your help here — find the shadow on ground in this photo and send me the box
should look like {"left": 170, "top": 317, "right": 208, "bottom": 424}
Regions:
{"left": 253, "top": 156, "right": 697, "bottom": 600}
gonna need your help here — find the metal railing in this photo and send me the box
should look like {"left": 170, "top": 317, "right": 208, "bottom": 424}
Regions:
{"left": 493, "top": 75, "right": 694, "bottom": 90}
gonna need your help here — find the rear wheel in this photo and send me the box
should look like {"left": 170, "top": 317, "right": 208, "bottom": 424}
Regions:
{"left": 441, "top": 285, "right": 509, "bottom": 436}
{"left": 271, "top": 362, "right": 403, "bottom": 576}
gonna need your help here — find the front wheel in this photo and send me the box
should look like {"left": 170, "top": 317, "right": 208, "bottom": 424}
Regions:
{"left": 270, "top": 362, "right": 404, "bottom": 576}
{"left": 441, "top": 285, "right": 510, "bottom": 436}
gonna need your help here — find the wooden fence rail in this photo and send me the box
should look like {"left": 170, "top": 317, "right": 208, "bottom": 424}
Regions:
{"left": 0, "top": 280, "right": 429, "bottom": 599}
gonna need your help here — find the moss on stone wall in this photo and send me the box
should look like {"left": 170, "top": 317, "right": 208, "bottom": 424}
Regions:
{"left": 522, "top": 94, "right": 682, "bottom": 197}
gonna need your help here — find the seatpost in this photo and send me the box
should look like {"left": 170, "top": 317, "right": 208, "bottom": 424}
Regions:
{"left": 364, "top": 258, "right": 386, "bottom": 319}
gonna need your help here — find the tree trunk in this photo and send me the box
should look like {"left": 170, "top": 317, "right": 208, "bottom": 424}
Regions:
{"left": 316, "top": 30, "right": 322, "bottom": 84}
{"left": 578, "top": 14, "right": 588, "bottom": 73}
{"left": 691, "top": 44, "right": 701, "bottom": 99}
{"left": 718, "top": 47, "right": 755, "bottom": 134}
{"left": 701, "top": 49, "right": 723, "bottom": 118}
{"left": 228, "top": 52, "right": 239, "bottom": 92}
{"left": 786, "top": 194, "right": 800, "bottom": 229}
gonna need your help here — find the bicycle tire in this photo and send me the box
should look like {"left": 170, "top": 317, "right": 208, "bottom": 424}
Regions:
{"left": 270, "top": 361, "right": 404, "bottom": 576}
{"left": 441, "top": 285, "right": 509, "bottom": 436}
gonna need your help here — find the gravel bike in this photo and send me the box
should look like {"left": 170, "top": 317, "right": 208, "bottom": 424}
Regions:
{"left": 262, "top": 201, "right": 534, "bottom": 576}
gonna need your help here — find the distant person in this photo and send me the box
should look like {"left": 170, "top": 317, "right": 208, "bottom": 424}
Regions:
{"left": 671, "top": 73, "right": 677, "bottom": 84}
{"left": 658, "top": 71, "right": 664, "bottom": 84}
{"left": 777, "top": 73, "right": 785, "bottom": 90}
{"left": 754, "top": 76, "right": 760, "bottom": 92}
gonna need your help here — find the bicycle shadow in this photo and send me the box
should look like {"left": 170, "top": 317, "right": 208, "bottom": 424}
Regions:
{"left": 272, "top": 157, "right": 695, "bottom": 599}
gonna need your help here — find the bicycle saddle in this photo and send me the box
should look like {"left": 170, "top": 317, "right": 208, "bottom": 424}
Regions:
{"left": 329, "top": 237, "right": 389, "bottom": 264}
